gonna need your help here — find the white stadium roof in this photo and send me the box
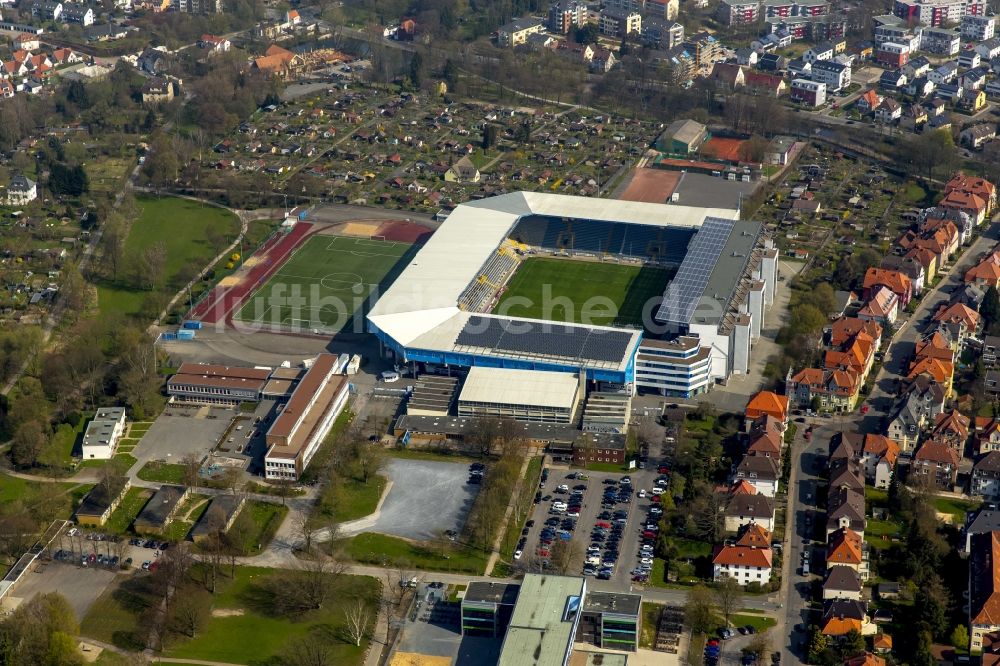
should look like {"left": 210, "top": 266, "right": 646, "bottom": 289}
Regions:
{"left": 367, "top": 192, "right": 738, "bottom": 370}
{"left": 459, "top": 367, "right": 581, "bottom": 410}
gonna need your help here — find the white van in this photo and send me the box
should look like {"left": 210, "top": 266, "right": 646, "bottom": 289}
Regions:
{"left": 380, "top": 370, "right": 400, "bottom": 383}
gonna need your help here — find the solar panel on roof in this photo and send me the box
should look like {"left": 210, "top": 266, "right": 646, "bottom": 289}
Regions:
{"left": 655, "top": 217, "right": 736, "bottom": 326}
{"left": 456, "top": 316, "right": 633, "bottom": 364}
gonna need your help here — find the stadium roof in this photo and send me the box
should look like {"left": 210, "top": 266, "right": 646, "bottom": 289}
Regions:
{"left": 367, "top": 192, "right": 737, "bottom": 371}
{"left": 459, "top": 367, "right": 580, "bottom": 409}
{"left": 655, "top": 216, "right": 763, "bottom": 328}
{"left": 498, "top": 574, "right": 585, "bottom": 666}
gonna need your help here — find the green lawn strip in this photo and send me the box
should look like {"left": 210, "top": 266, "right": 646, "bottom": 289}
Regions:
{"left": 388, "top": 448, "right": 481, "bottom": 464}
{"left": 104, "top": 488, "right": 153, "bottom": 534}
{"left": 341, "top": 532, "right": 488, "bottom": 574}
{"left": 245, "top": 481, "right": 307, "bottom": 497}
{"left": 689, "top": 633, "right": 707, "bottom": 666}
{"left": 732, "top": 612, "right": 777, "bottom": 632}
{"left": 499, "top": 456, "right": 543, "bottom": 557}
{"left": 577, "top": 461, "right": 629, "bottom": 473}
{"left": 80, "top": 585, "right": 147, "bottom": 650}
{"left": 932, "top": 496, "right": 979, "bottom": 522}
{"left": 495, "top": 257, "right": 674, "bottom": 327}
{"left": 177, "top": 493, "right": 212, "bottom": 521}
{"left": 864, "top": 487, "right": 889, "bottom": 507}
{"left": 0, "top": 473, "right": 81, "bottom": 504}
{"left": 866, "top": 518, "right": 902, "bottom": 550}
{"left": 163, "top": 519, "right": 194, "bottom": 542}
{"left": 334, "top": 475, "right": 388, "bottom": 523}
{"left": 640, "top": 602, "right": 663, "bottom": 649}
{"left": 136, "top": 461, "right": 186, "bottom": 484}
{"left": 240, "top": 501, "right": 288, "bottom": 553}
{"left": 234, "top": 234, "right": 414, "bottom": 331}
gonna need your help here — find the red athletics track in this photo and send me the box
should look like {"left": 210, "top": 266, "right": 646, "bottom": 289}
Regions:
{"left": 189, "top": 222, "right": 316, "bottom": 325}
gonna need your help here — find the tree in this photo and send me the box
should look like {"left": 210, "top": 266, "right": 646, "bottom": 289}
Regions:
{"left": 913, "top": 626, "right": 937, "bottom": 666}
{"left": 482, "top": 123, "right": 499, "bottom": 151}
{"left": 181, "top": 453, "right": 201, "bottom": 487}
{"left": 10, "top": 419, "right": 48, "bottom": 468}
{"left": 409, "top": 51, "right": 423, "bottom": 88}
{"left": 343, "top": 598, "right": 373, "bottom": 647}
{"left": 950, "top": 624, "right": 969, "bottom": 650}
{"left": 839, "top": 629, "right": 866, "bottom": 660}
{"left": 170, "top": 594, "right": 209, "bottom": 638}
{"left": 807, "top": 629, "right": 831, "bottom": 665}
{"left": 984, "top": 285, "right": 1000, "bottom": 334}
{"left": 574, "top": 23, "right": 599, "bottom": 44}
{"left": 282, "top": 635, "right": 333, "bottom": 666}
{"left": 354, "top": 439, "right": 387, "bottom": 484}
{"left": 684, "top": 584, "right": 715, "bottom": 634}
{"left": 549, "top": 538, "right": 582, "bottom": 575}
{"left": 714, "top": 576, "right": 742, "bottom": 628}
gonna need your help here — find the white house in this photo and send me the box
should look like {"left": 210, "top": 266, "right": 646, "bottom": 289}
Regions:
{"left": 5, "top": 174, "right": 37, "bottom": 205}
{"left": 81, "top": 407, "right": 127, "bottom": 460}
{"left": 712, "top": 523, "right": 773, "bottom": 587}
{"left": 811, "top": 60, "right": 851, "bottom": 92}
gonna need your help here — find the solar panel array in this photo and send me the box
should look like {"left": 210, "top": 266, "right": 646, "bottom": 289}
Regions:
{"left": 455, "top": 315, "right": 634, "bottom": 364}
{"left": 655, "top": 217, "right": 736, "bottom": 326}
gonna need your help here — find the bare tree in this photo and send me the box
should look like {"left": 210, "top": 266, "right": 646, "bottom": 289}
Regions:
{"left": 343, "top": 598, "right": 374, "bottom": 647}
{"left": 170, "top": 594, "right": 209, "bottom": 638}
{"left": 548, "top": 538, "right": 583, "bottom": 576}
{"left": 354, "top": 440, "right": 387, "bottom": 484}
{"left": 715, "top": 576, "right": 742, "bottom": 628}
{"left": 282, "top": 635, "right": 333, "bottom": 666}
{"left": 181, "top": 453, "right": 201, "bottom": 488}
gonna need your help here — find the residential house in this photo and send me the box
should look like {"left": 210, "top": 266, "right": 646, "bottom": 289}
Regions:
{"left": 973, "top": 452, "right": 1000, "bottom": 500}
{"left": 857, "top": 286, "right": 898, "bottom": 326}
{"left": 735, "top": 47, "right": 758, "bottom": 66}
{"left": 911, "top": 440, "right": 960, "bottom": 489}
{"left": 826, "top": 528, "right": 867, "bottom": 577}
{"left": 863, "top": 267, "right": 912, "bottom": 306}
{"left": 946, "top": 173, "right": 997, "bottom": 215}
{"left": 985, "top": 335, "right": 1000, "bottom": 368}
{"left": 874, "top": 97, "right": 902, "bottom": 123}
{"left": 940, "top": 189, "right": 990, "bottom": 226}
{"left": 903, "top": 76, "right": 934, "bottom": 98}
{"left": 824, "top": 565, "right": 863, "bottom": 600}
{"left": 199, "top": 34, "right": 231, "bottom": 53}
{"left": 734, "top": 455, "right": 780, "bottom": 497}
{"left": 965, "top": 15, "right": 997, "bottom": 41}
{"left": 903, "top": 55, "right": 931, "bottom": 78}
{"left": 5, "top": 174, "right": 37, "bottom": 205}
{"left": 75, "top": 477, "right": 130, "bottom": 526}
{"left": 967, "top": 249, "right": 1000, "bottom": 289}
{"left": 969, "top": 530, "right": 1000, "bottom": 652}
{"left": 137, "top": 48, "right": 169, "bottom": 75}
{"left": 444, "top": 156, "right": 481, "bottom": 183}
{"left": 141, "top": 78, "right": 174, "bottom": 104}
{"left": 810, "top": 59, "right": 851, "bottom": 91}
{"left": 724, "top": 484, "right": 776, "bottom": 532}
{"left": 960, "top": 89, "right": 989, "bottom": 114}
{"left": 821, "top": 599, "right": 868, "bottom": 637}
{"left": 828, "top": 317, "right": 883, "bottom": 348}
{"left": 744, "top": 390, "right": 789, "bottom": 428}
{"left": 932, "top": 302, "right": 980, "bottom": 344}
{"left": 860, "top": 435, "right": 900, "bottom": 489}
{"left": 855, "top": 89, "right": 882, "bottom": 113}
{"left": 791, "top": 78, "right": 827, "bottom": 106}
{"left": 786, "top": 367, "right": 861, "bottom": 412}
{"left": 844, "top": 654, "right": 885, "bottom": 666}
{"left": 930, "top": 62, "right": 959, "bottom": 85}
{"left": 599, "top": 8, "right": 642, "bottom": 36}
{"left": 827, "top": 487, "right": 866, "bottom": 539}
{"left": 497, "top": 17, "right": 545, "bottom": 47}
{"left": 712, "top": 523, "right": 773, "bottom": 586}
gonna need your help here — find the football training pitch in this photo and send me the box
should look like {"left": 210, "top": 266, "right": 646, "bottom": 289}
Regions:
{"left": 235, "top": 235, "right": 413, "bottom": 331}
{"left": 494, "top": 257, "right": 675, "bottom": 328}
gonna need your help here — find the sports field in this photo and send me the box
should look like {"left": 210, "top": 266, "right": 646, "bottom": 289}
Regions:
{"left": 493, "top": 257, "right": 674, "bottom": 328}
{"left": 235, "top": 235, "right": 413, "bottom": 331}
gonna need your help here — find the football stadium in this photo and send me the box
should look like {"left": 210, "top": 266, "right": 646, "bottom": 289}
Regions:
{"left": 367, "top": 192, "right": 779, "bottom": 397}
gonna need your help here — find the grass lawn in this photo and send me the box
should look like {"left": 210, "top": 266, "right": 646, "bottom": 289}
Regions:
{"left": 865, "top": 487, "right": 889, "bottom": 507}
{"left": 640, "top": 602, "right": 663, "bottom": 649}
{"left": 0, "top": 473, "right": 83, "bottom": 505}
{"left": 341, "top": 532, "right": 488, "bottom": 574}
{"left": 234, "top": 235, "right": 414, "bottom": 331}
{"left": 499, "top": 456, "right": 543, "bottom": 557}
{"left": 577, "top": 461, "right": 630, "bottom": 473}
{"left": 494, "top": 258, "right": 674, "bottom": 327}
{"left": 136, "top": 461, "right": 186, "bottom": 484}
{"left": 83, "top": 566, "right": 378, "bottom": 665}
{"left": 239, "top": 501, "right": 288, "bottom": 554}
{"left": 97, "top": 196, "right": 240, "bottom": 318}
{"left": 732, "top": 613, "right": 777, "bottom": 632}
{"left": 866, "top": 519, "right": 902, "bottom": 550}
{"left": 105, "top": 488, "right": 153, "bottom": 534}
{"left": 334, "top": 475, "right": 387, "bottom": 523}
{"left": 933, "top": 496, "right": 980, "bottom": 522}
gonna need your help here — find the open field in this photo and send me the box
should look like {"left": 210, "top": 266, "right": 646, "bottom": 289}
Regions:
{"left": 105, "top": 487, "right": 152, "bottom": 534}
{"left": 494, "top": 257, "right": 673, "bottom": 327}
{"left": 235, "top": 235, "right": 414, "bottom": 331}
{"left": 97, "top": 196, "right": 240, "bottom": 318}
{"left": 341, "top": 532, "right": 488, "bottom": 574}
{"left": 83, "top": 565, "right": 378, "bottom": 665}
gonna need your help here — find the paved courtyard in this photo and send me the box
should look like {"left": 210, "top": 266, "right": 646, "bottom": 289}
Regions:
{"left": 131, "top": 407, "right": 233, "bottom": 469}
{"left": 8, "top": 560, "right": 118, "bottom": 619}
{"left": 347, "top": 458, "right": 478, "bottom": 541}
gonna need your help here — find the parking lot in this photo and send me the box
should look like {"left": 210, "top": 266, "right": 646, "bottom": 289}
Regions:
{"left": 515, "top": 460, "right": 671, "bottom": 587}
{"left": 132, "top": 406, "right": 233, "bottom": 470}
{"left": 347, "top": 458, "right": 478, "bottom": 541}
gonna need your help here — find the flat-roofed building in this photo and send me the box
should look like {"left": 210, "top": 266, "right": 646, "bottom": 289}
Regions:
{"left": 81, "top": 407, "right": 127, "bottom": 460}
{"left": 497, "top": 574, "right": 587, "bottom": 666}
{"left": 167, "top": 363, "right": 271, "bottom": 405}
{"left": 407, "top": 375, "right": 459, "bottom": 416}
{"left": 190, "top": 495, "right": 246, "bottom": 542}
{"left": 133, "top": 485, "right": 188, "bottom": 535}
{"left": 75, "top": 477, "right": 130, "bottom": 526}
{"left": 264, "top": 354, "right": 350, "bottom": 480}
{"left": 634, "top": 336, "right": 712, "bottom": 397}
{"left": 579, "top": 591, "right": 642, "bottom": 651}
{"left": 457, "top": 367, "right": 584, "bottom": 424}
{"left": 462, "top": 581, "right": 521, "bottom": 637}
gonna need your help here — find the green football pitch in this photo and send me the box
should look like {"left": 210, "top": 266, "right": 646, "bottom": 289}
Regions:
{"left": 235, "top": 235, "right": 414, "bottom": 331}
{"left": 493, "top": 257, "right": 675, "bottom": 328}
